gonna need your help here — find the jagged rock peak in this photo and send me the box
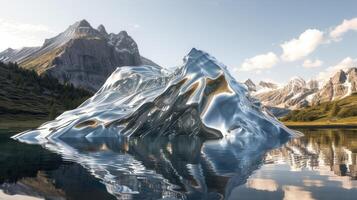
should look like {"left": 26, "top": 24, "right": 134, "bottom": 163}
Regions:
{"left": 245, "top": 79, "right": 255, "bottom": 85}
{"left": 287, "top": 76, "right": 306, "bottom": 86}
{"left": 42, "top": 19, "right": 100, "bottom": 48}
{"left": 347, "top": 68, "right": 357, "bottom": 82}
{"left": 259, "top": 81, "right": 278, "bottom": 89}
{"left": 4, "top": 48, "right": 15, "bottom": 52}
{"left": 245, "top": 79, "right": 256, "bottom": 86}
{"left": 76, "top": 19, "right": 92, "bottom": 27}
{"left": 244, "top": 79, "right": 257, "bottom": 91}
{"left": 118, "top": 30, "right": 129, "bottom": 37}
{"left": 331, "top": 70, "right": 347, "bottom": 84}
{"left": 97, "top": 24, "right": 108, "bottom": 35}
{"left": 347, "top": 67, "right": 357, "bottom": 74}
{"left": 307, "top": 79, "right": 319, "bottom": 89}
{"left": 0, "top": 19, "right": 158, "bottom": 92}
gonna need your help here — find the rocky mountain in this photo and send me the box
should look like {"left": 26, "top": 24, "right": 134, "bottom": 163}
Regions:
{"left": 0, "top": 47, "right": 40, "bottom": 62}
{"left": 312, "top": 68, "right": 357, "bottom": 104}
{"left": 244, "top": 79, "right": 256, "bottom": 92}
{"left": 244, "top": 79, "right": 278, "bottom": 93}
{"left": 259, "top": 81, "right": 278, "bottom": 90}
{"left": 0, "top": 19, "right": 158, "bottom": 92}
{"left": 245, "top": 68, "right": 357, "bottom": 111}
{"left": 251, "top": 77, "right": 318, "bottom": 109}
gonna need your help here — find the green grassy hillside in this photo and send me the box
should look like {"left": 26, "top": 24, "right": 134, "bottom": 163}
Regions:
{"left": 281, "top": 93, "right": 357, "bottom": 126}
{"left": 0, "top": 61, "right": 92, "bottom": 128}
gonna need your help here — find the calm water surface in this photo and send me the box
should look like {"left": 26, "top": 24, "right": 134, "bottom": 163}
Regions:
{"left": 1, "top": 128, "right": 357, "bottom": 200}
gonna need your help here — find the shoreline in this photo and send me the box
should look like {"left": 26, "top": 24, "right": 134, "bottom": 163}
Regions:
{"left": 0, "top": 117, "right": 47, "bottom": 131}
{"left": 2, "top": 116, "right": 357, "bottom": 131}
{"left": 284, "top": 122, "right": 357, "bottom": 129}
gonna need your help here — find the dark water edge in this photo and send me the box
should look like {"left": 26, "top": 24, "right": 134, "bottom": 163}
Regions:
{"left": 1, "top": 127, "right": 357, "bottom": 199}
{"left": 0, "top": 129, "right": 116, "bottom": 200}
{"left": 287, "top": 125, "right": 357, "bottom": 129}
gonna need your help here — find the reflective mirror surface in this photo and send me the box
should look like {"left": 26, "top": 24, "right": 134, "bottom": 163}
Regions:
{"left": 1, "top": 128, "right": 357, "bottom": 200}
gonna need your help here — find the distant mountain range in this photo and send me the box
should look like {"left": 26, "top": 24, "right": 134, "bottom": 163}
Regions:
{"left": 245, "top": 68, "right": 357, "bottom": 110}
{"left": 0, "top": 19, "right": 158, "bottom": 92}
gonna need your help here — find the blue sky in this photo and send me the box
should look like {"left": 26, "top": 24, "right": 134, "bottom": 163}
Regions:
{"left": 1, "top": 0, "right": 357, "bottom": 83}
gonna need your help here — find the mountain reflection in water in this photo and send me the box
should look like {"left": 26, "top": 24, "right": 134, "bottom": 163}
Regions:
{"left": 1, "top": 129, "right": 357, "bottom": 199}
{"left": 235, "top": 129, "right": 357, "bottom": 200}
{"left": 267, "top": 129, "right": 357, "bottom": 178}
{"left": 46, "top": 130, "right": 288, "bottom": 200}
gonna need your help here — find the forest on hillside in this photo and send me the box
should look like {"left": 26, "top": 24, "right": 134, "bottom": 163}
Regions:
{"left": 0, "top": 61, "right": 92, "bottom": 121}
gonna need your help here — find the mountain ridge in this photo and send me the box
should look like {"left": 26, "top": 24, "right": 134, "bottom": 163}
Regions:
{"left": 0, "top": 19, "right": 159, "bottom": 92}
{"left": 245, "top": 67, "right": 357, "bottom": 111}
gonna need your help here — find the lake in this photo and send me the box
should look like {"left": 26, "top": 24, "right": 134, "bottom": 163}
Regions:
{"left": 1, "top": 128, "right": 357, "bottom": 200}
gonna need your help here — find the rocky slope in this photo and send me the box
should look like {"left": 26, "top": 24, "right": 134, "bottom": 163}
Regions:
{"left": 244, "top": 79, "right": 278, "bottom": 93}
{"left": 312, "top": 68, "right": 357, "bottom": 104}
{"left": 282, "top": 93, "right": 357, "bottom": 122}
{"left": 0, "top": 19, "right": 157, "bottom": 92}
{"left": 245, "top": 68, "right": 357, "bottom": 111}
{"left": 251, "top": 77, "right": 318, "bottom": 109}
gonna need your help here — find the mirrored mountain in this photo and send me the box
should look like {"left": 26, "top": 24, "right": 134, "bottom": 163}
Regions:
{"left": 13, "top": 48, "right": 298, "bottom": 144}
{"left": 11, "top": 48, "right": 300, "bottom": 199}
{"left": 0, "top": 19, "right": 158, "bottom": 92}
{"left": 11, "top": 129, "right": 289, "bottom": 199}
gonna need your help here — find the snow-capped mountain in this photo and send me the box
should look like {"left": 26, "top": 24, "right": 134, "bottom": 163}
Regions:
{"left": 245, "top": 68, "right": 357, "bottom": 110}
{"left": 250, "top": 77, "right": 318, "bottom": 109}
{"left": 244, "top": 79, "right": 279, "bottom": 93}
{"left": 13, "top": 48, "right": 298, "bottom": 144}
{"left": 0, "top": 19, "right": 158, "bottom": 92}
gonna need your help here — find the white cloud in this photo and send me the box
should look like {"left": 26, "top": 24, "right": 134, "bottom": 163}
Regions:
{"left": 280, "top": 29, "right": 324, "bottom": 62}
{"left": 239, "top": 52, "right": 279, "bottom": 72}
{"left": 303, "top": 59, "right": 323, "bottom": 68}
{"left": 0, "top": 18, "right": 55, "bottom": 51}
{"left": 238, "top": 17, "right": 357, "bottom": 75}
{"left": 330, "top": 18, "right": 357, "bottom": 40}
{"left": 317, "top": 57, "right": 357, "bottom": 80}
